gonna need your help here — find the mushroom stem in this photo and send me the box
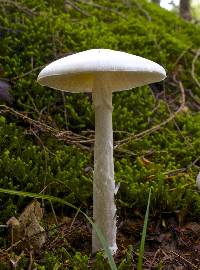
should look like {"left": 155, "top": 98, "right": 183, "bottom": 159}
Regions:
{"left": 92, "top": 75, "right": 117, "bottom": 254}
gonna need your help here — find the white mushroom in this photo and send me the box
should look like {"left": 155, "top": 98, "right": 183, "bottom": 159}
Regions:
{"left": 37, "top": 49, "right": 166, "bottom": 254}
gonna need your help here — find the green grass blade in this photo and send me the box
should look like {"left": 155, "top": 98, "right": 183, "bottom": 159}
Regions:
{"left": 137, "top": 188, "right": 152, "bottom": 270}
{"left": 0, "top": 188, "right": 117, "bottom": 270}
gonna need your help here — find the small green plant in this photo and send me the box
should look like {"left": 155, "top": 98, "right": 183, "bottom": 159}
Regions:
{"left": 73, "top": 252, "right": 89, "bottom": 270}
{"left": 118, "top": 245, "right": 133, "bottom": 270}
{"left": 137, "top": 188, "right": 152, "bottom": 270}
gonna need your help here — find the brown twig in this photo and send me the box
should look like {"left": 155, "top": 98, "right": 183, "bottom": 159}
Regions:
{"left": 0, "top": 0, "right": 37, "bottom": 16}
{"left": 6, "top": 239, "right": 23, "bottom": 252}
{"left": 11, "top": 53, "right": 74, "bottom": 81}
{"left": 27, "top": 250, "right": 33, "bottom": 270}
{"left": 164, "top": 168, "right": 188, "bottom": 177}
{"left": 11, "top": 65, "right": 45, "bottom": 81}
{"left": 148, "top": 248, "right": 161, "bottom": 269}
{"left": 189, "top": 155, "right": 200, "bottom": 169}
{"left": 132, "top": 0, "right": 151, "bottom": 21}
{"left": 75, "top": 0, "right": 127, "bottom": 19}
{"left": 191, "top": 49, "right": 200, "bottom": 89}
{"left": 0, "top": 25, "right": 18, "bottom": 32}
{"left": 69, "top": 206, "right": 81, "bottom": 230}
{"left": 170, "top": 250, "right": 198, "bottom": 269}
{"left": 116, "top": 80, "right": 185, "bottom": 146}
{"left": 50, "top": 202, "right": 59, "bottom": 226}
{"left": 186, "top": 88, "right": 200, "bottom": 109}
{"left": 64, "top": 0, "right": 90, "bottom": 16}
{"left": 0, "top": 105, "right": 93, "bottom": 149}
{"left": 172, "top": 46, "right": 191, "bottom": 70}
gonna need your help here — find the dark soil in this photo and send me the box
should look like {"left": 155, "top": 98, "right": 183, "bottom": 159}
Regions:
{"left": 1, "top": 214, "right": 199, "bottom": 269}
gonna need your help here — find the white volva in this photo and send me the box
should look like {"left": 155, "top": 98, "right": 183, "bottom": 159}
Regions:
{"left": 37, "top": 49, "right": 166, "bottom": 254}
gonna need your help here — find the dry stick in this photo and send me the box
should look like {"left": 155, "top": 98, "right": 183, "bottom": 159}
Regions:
{"left": 0, "top": 105, "right": 57, "bottom": 133}
{"left": 148, "top": 248, "right": 161, "bottom": 269}
{"left": 1, "top": 83, "right": 186, "bottom": 154}
{"left": 0, "top": 0, "right": 37, "bottom": 16}
{"left": 75, "top": 0, "right": 127, "bottom": 19}
{"left": 50, "top": 202, "right": 59, "bottom": 226}
{"left": 26, "top": 91, "right": 40, "bottom": 116}
{"left": 64, "top": 0, "right": 90, "bottom": 16}
{"left": 116, "top": 80, "right": 186, "bottom": 146}
{"left": 0, "top": 105, "right": 92, "bottom": 147}
{"left": 164, "top": 168, "right": 188, "bottom": 177}
{"left": 191, "top": 49, "right": 200, "bottom": 89}
{"left": 6, "top": 239, "right": 23, "bottom": 252}
{"left": 27, "top": 250, "right": 33, "bottom": 270}
{"left": 11, "top": 65, "right": 45, "bottom": 81}
{"left": 165, "top": 82, "right": 193, "bottom": 148}
{"left": 69, "top": 206, "right": 82, "bottom": 230}
{"left": 0, "top": 26, "right": 18, "bottom": 32}
{"left": 189, "top": 155, "right": 200, "bottom": 169}
{"left": 172, "top": 46, "right": 191, "bottom": 70}
{"left": 171, "top": 250, "right": 198, "bottom": 269}
{"left": 132, "top": 0, "right": 151, "bottom": 21}
{"left": 11, "top": 54, "right": 74, "bottom": 81}
{"left": 186, "top": 88, "right": 200, "bottom": 108}
{"left": 31, "top": 128, "right": 55, "bottom": 156}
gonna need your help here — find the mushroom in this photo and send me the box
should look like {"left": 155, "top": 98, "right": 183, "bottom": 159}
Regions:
{"left": 37, "top": 49, "right": 166, "bottom": 254}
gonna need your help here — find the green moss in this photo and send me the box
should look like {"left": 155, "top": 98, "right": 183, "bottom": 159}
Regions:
{"left": 0, "top": 117, "right": 92, "bottom": 221}
{"left": 0, "top": 0, "right": 200, "bottom": 257}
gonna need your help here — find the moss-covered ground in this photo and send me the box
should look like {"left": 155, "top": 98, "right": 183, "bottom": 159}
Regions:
{"left": 0, "top": 0, "right": 200, "bottom": 268}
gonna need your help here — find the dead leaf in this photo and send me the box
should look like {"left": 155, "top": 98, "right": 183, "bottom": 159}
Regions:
{"left": 7, "top": 200, "right": 46, "bottom": 252}
{"left": 25, "top": 215, "right": 46, "bottom": 250}
{"left": 18, "top": 200, "right": 43, "bottom": 225}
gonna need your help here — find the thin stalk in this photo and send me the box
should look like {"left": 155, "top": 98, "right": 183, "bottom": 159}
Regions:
{"left": 137, "top": 188, "right": 152, "bottom": 270}
{"left": 92, "top": 75, "right": 117, "bottom": 254}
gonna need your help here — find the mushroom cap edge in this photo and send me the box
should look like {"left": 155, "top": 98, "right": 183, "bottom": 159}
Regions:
{"left": 37, "top": 49, "right": 166, "bottom": 92}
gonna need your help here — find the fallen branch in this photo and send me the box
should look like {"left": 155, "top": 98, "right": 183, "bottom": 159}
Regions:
{"left": 0, "top": 105, "right": 93, "bottom": 150}
{"left": 75, "top": 0, "right": 127, "bottom": 19}
{"left": 0, "top": 105, "right": 140, "bottom": 157}
{"left": 191, "top": 48, "right": 200, "bottom": 89}
{"left": 116, "top": 79, "right": 185, "bottom": 146}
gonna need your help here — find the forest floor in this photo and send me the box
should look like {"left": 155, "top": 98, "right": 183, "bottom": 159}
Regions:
{"left": 1, "top": 211, "right": 200, "bottom": 269}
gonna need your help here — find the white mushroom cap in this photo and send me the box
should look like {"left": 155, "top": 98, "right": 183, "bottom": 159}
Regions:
{"left": 37, "top": 49, "right": 166, "bottom": 92}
